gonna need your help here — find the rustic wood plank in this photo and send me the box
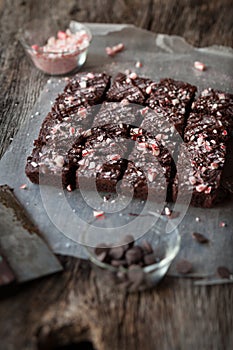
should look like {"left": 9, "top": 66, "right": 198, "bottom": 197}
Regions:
{"left": 0, "top": 257, "right": 232, "bottom": 350}
{"left": 0, "top": 1, "right": 233, "bottom": 349}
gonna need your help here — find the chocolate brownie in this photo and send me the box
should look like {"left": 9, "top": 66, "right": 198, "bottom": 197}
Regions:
{"left": 92, "top": 99, "right": 142, "bottom": 129}
{"left": 106, "top": 72, "right": 152, "bottom": 104}
{"left": 132, "top": 107, "right": 179, "bottom": 157}
{"left": 184, "top": 88, "right": 233, "bottom": 143}
{"left": 120, "top": 142, "right": 169, "bottom": 202}
{"left": 65, "top": 126, "right": 129, "bottom": 192}
{"left": 146, "top": 78, "right": 197, "bottom": 136}
{"left": 63, "top": 97, "right": 146, "bottom": 191}
{"left": 25, "top": 72, "right": 111, "bottom": 185}
{"left": 174, "top": 88, "right": 233, "bottom": 207}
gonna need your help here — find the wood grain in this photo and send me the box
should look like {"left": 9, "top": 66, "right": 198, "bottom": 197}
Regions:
{"left": 0, "top": 1, "right": 233, "bottom": 349}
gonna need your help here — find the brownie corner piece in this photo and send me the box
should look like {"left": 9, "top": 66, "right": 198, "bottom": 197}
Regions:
{"left": 146, "top": 78, "right": 197, "bottom": 136}
{"left": 106, "top": 72, "right": 149, "bottom": 105}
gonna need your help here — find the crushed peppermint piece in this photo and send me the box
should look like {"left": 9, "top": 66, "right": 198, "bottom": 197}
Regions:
{"left": 189, "top": 176, "right": 196, "bottom": 185}
{"left": 66, "top": 184, "right": 72, "bottom": 192}
{"left": 219, "top": 221, "right": 227, "bottom": 228}
{"left": 194, "top": 61, "right": 206, "bottom": 71}
{"left": 87, "top": 72, "right": 95, "bottom": 79}
{"left": 107, "top": 154, "right": 121, "bottom": 161}
{"left": 196, "top": 184, "right": 208, "bottom": 192}
{"left": 195, "top": 217, "right": 200, "bottom": 222}
{"left": 19, "top": 184, "right": 27, "bottom": 190}
{"left": 146, "top": 85, "right": 152, "bottom": 94}
{"left": 164, "top": 207, "right": 171, "bottom": 216}
{"left": 105, "top": 43, "right": 124, "bottom": 56}
{"left": 69, "top": 127, "right": 75, "bottom": 135}
{"left": 140, "top": 107, "right": 149, "bottom": 116}
{"left": 30, "top": 161, "right": 38, "bottom": 168}
{"left": 135, "top": 61, "right": 143, "bottom": 68}
{"left": 129, "top": 72, "right": 137, "bottom": 80}
{"left": 93, "top": 210, "right": 105, "bottom": 218}
{"left": 54, "top": 155, "right": 64, "bottom": 168}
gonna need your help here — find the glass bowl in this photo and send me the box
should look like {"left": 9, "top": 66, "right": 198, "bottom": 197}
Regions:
{"left": 83, "top": 213, "right": 180, "bottom": 292}
{"left": 18, "top": 19, "right": 92, "bottom": 75}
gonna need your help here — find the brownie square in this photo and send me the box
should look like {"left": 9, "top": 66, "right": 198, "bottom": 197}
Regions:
{"left": 67, "top": 129, "right": 129, "bottom": 192}
{"left": 174, "top": 88, "right": 233, "bottom": 207}
{"left": 106, "top": 72, "right": 152, "bottom": 104}
{"left": 25, "top": 72, "right": 111, "bottom": 185}
{"left": 121, "top": 142, "right": 170, "bottom": 202}
{"left": 146, "top": 78, "right": 197, "bottom": 136}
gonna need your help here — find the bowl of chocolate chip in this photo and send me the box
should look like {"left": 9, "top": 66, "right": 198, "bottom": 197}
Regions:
{"left": 83, "top": 213, "right": 180, "bottom": 292}
{"left": 19, "top": 19, "right": 92, "bottom": 75}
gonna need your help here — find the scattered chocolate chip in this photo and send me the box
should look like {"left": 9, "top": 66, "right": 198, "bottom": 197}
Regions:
{"left": 125, "top": 246, "right": 143, "bottom": 265}
{"left": 142, "top": 240, "right": 153, "bottom": 254}
{"left": 192, "top": 232, "right": 209, "bottom": 244}
{"left": 109, "top": 246, "right": 125, "bottom": 260}
{"left": 176, "top": 259, "right": 193, "bottom": 274}
{"left": 217, "top": 266, "right": 231, "bottom": 279}
{"left": 144, "top": 253, "right": 156, "bottom": 266}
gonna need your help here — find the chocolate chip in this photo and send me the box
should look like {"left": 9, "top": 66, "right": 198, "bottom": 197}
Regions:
{"left": 119, "top": 234, "right": 135, "bottom": 248}
{"left": 94, "top": 243, "right": 109, "bottom": 256}
{"left": 192, "top": 232, "right": 209, "bottom": 244}
{"left": 125, "top": 246, "right": 143, "bottom": 265}
{"left": 142, "top": 240, "right": 153, "bottom": 254}
{"left": 109, "top": 246, "right": 125, "bottom": 260}
{"left": 127, "top": 265, "right": 145, "bottom": 286}
{"left": 111, "top": 259, "right": 127, "bottom": 267}
{"left": 96, "top": 251, "right": 108, "bottom": 263}
{"left": 176, "top": 259, "right": 193, "bottom": 274}
{"left": 116, "top": 271, "right": 127, "bottom": 280}
{"left": 144, "top": 253, "right": 156, "bottom": 266}
{"left": 217, "top": 266, "right": 231, "bottom": 279}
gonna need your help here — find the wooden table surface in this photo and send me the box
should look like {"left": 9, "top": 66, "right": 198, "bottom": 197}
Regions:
{"left": 0, "top": 1, "right": 233, "bottom": 349}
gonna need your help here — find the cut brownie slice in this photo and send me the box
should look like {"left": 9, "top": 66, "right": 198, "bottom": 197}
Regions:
{"left": 66, "top": 126, "right": 129, "bottom": 192}
{"left": 106, "top": 72, "right": 152, "bottom": 105}
{"left": 121, "top": 143, "right": 169, "bottom": 202}
{"left": 63, "top": 99, "right": 143, "bottom": 191}
{"left": 146, "top": 78, "right": 197, "bottom": 136}
{"left": 174, "top": 88, "right": 233, "bottom": 207}
{"left": 133, "top": 107, "right": 179, "bottom": 157}
{"left": 64, "top": 72, "right": 111, "bottom": 99}
{"left": 184, "top": 88, "right": 233, "bottom": 143}
{"left": 25, "top": 72, "right": 111, "bottom": 185}
{"left": 92, "top": 99, "right": 141, "bottom": 129}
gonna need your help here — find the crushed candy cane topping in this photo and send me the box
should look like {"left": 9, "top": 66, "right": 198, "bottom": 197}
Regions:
{"left": 31, "top": 29, "right": 90, "bottom": 54}
{"left": 194, "top": 61, "right": 206, "bottom": 71}
{"left": 93, "top": 210, "right": 105, "bottom": 218}
{"left": 105, "top": 43, "right": 124, "bottom": 56}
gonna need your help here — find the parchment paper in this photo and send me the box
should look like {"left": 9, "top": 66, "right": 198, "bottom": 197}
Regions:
{"left": 0, "top": 24, "right": 232, "bottom": 283}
